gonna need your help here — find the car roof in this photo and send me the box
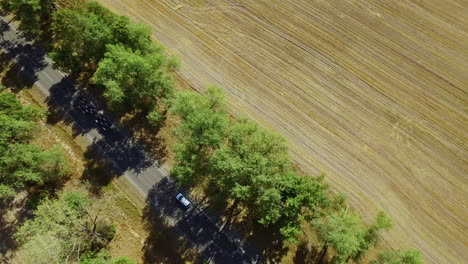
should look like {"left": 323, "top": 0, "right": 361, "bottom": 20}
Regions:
{"left": 176, "top": 193, "right": 191, "bottom": 206}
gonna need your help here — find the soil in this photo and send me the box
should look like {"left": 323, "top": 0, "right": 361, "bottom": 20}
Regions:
{"left": 92, "top": 1, "right": 468, "bottom": 263}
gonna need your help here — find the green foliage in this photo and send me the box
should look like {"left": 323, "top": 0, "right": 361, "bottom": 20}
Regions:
{"left": 15, "top": 191, "right": 116, "bottom": 263}
{"left": 0, "top": 92, "right": 68, "bottom": 200}
{"left": 50, "top": 2, "right": 160, "bottom": 73}
{"left": 353, "top": 211, "right": 393, "bottom": 260}
{"left": 210, "top": 118, "right": 330, "bottom": 241}
{"left": 0, "top": 93, "right": 43, "bottom": 152}
{"left": 171, "top": 87, "right": 330, "bottom": 242}
{"left": 312, "top": 209, "right": 365, "bottom": 263}
{"left": 80, "top": 250, "right": 135, "bottom": 264}
{"left": 0, "top": 144, "right": 70, "bottom": 188}
{"left": 0, "top": 184, "right": 15, "bottom": 200}
{"left": 371, "top": 249, "right": 423, "bottom": 264}
{"left": 50, "top": 3, "right": 114, "bottom": 73}
{"left": 170, "top": 86, "right": 228, "bottom": 186}
{"left": 55, "top": 0, "right": 85, "bottom": 9}
{"left": 146, "top": 109, "right": 163, "bottom": 126}
{"left": 93, "top": 44, "right": 174, "bottom": 113}
{"left": 276, "top": 173, "right": 330, "bottom": 241}
{"left": 210, "top": 118, "right": 289, "bottom": 201}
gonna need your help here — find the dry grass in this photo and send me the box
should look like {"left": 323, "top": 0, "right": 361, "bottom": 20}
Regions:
{"left": 93, "top": 0, "right": 467, "bottom": 263}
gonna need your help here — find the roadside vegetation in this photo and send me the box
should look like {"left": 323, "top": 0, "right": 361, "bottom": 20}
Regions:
{"left": 1, "top": 1, "right": 424, "bottom": 263}
{"left": 0, "top": 91, "right": 69, "bottom": 201}
{"left": 0, "top": 87, "right": 137, "bottom": 263}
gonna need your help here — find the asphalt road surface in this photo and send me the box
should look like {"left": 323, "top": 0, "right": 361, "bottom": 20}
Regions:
{"left": 0, "top": 17, "right": 259, "bottom": 264}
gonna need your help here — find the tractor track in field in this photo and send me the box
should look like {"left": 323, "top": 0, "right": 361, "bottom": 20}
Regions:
{"left": 93, "top": 1, "right": 468, "bottom": 263}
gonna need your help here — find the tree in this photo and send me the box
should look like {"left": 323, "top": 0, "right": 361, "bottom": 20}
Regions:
{"left": 0, "top": 92, "right": 68, "bottom": 200}
{"left": 50, "top": 3, "right": 114, "bottom": 73}
{"left": 50, "top": 2, "right": 160, "bottom": 74}
{"left": 209, "top": 117, "right": 331, "bottom": 242}
{"left": 371, "top": 249, "right": 423, "bottom": 264}
{"left": 93, "top": 44, "right": 174, "bottom": 114}
{"left": 210, "top": 118, "right": 289, "bottom": 203}
{"left": 274, "top": 172, "right": 329, "bottom": 242}
{"left": 0, "top": 144, "right": 70, "bottom": 190}
{"left": 312, "top": 208, "right": 365, "bottom": 263}
{"left": 80, "top": 250, "right": 135, "bottom": 264}
{"left": 170, "top": 86, "right": 228, "bottom": 186}
{"left": 15, "top": 191, "right": 116, "bottom": 263}
{"left": 209, "top": 118, "right": 289, "bottom": 208}
{"left": 0, "top": 93, "right": 43, "bottom": 151}
{"left": 352, "top": 212, "right": 393, "bottom": 261}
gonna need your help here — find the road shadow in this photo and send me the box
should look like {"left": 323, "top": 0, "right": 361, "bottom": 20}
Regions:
{"left": 178, "top": 181, "right": 305, "bottom": 263}
{"left": 142, "top": 180, "right": 198, "bottom": 263}
{"left": 0, "top": 20, "right": 47, "bottom": 91}
{"left": 44, "top": 77, "right": 155, "bottom": 183}
{"left": 144, "top": 179, "right": 261, "bottom": 264}
{"left": 84, "top": 82, "right": 170, "bottom": 165}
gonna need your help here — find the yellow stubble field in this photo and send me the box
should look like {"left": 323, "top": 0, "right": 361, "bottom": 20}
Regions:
{"left": 94, "top": 0, "right": 467, "bottom": 263}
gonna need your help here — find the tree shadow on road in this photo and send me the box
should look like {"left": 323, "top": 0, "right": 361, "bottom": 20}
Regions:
{"left": 0, "top": 20, "right": 48, "bottom": 92}
{"left": 142, "top": 180, "right": 198, "bottom": 263}
{"left": 144, "top": 179, "right": 264, "bottom": 264}
{"left": 42, "top": 77, "right": 156, "bottom": 194}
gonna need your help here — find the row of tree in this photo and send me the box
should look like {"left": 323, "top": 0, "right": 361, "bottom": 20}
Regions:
{"left": 2, "top": 1, "right": 424, "bottom": 263}
{"left": 170, "top": 87, "right": 422, "bottom": 263}
{"left": 3, "top": 0, "right": 177, "bottom": 122}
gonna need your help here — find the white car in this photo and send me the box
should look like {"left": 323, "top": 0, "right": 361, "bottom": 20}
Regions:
{"left": 175, "top": 193, "right": 191, "bottom": 209}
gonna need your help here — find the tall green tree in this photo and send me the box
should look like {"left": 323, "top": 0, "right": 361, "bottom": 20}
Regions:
{"left": 273, "top": 172, "right": 329, "bottom": 242}
{"left": 0, "top": 92, "right": 69, "bottom": 200}
{"left": 353, "top": 212, "right": 393, "bottom": 261}
{"left": 210, "top": 118, "right": 330, "bottom": 241}
{"left": 170, "top": 86, "right": 228, "bottom": 186}
{"left": 0, "top": 93, "right": 42, "bottom": 150}
{"left": 371, "top": 249, "right": 423, "bottom": 264}
{"left": 93, "top": 44, "right": 174, "bottom": 114}
{"left": 210, "top": 118, "right": 289, "bottom": 205}
{"left": 50, "top": 3, "right": 114, "bottom": 73}
{"left": 50, "top": 2, "right": 160, "bottom": 73}
{"left": 0, "top": 144, "right": 70, "bottom": 190}
{"left": 312, "top": 208, "right": 365, "bottom": 263}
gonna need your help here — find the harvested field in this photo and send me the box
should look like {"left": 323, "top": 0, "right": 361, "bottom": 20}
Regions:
{"left": 94, "top": 0, "right": 467, "bottom": 263}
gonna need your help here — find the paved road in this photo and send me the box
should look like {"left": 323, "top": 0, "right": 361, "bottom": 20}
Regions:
{"left": 0, "top": 18, "right": 260, "bottom": 264}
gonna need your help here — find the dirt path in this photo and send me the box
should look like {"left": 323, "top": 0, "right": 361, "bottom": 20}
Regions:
{"left": 94, "top": 0, "right": 467, "bottom": 263}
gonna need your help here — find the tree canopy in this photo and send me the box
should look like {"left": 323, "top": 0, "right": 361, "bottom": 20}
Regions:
{"left": 50, "top": 2, "right": 158, "bottom": 73}
{"left": 170, "top": 86, "right": 228, "bottom": 186}
{"left": 93, "top": 44, "right": 174, "bottom": 113}
{"left": 15, "top": 191, "right": 116, "bottom": 263}
{"left": 372, "top": 249, "right": 423, "bottom": 264}
{"left": 0, "top": 92, "right": 69, "bottom": 200}
{"left": 312, "top": 208, "right": 365, "bottom": 263}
